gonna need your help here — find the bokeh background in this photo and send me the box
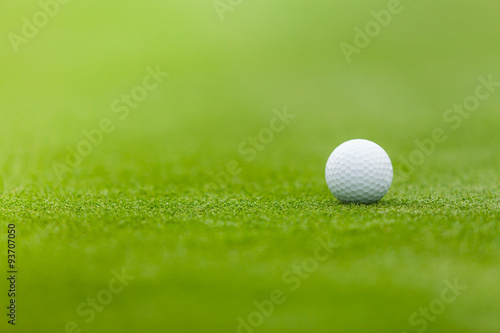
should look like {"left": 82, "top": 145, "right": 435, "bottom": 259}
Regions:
{"left": 1, "top": 1, "right": 499, "bottom": 332}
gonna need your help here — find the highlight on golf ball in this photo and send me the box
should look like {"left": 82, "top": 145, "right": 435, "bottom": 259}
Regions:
{"left": 325, "top": 139, "right": 393, "bottom": 204}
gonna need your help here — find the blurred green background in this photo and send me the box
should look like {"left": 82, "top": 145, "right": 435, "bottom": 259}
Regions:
{"left": 0, "top": 1, "right": 499, "bottom": 332}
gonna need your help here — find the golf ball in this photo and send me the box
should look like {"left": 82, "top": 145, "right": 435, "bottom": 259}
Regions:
{"left": 325, "top": 139, "right": 393, "bottom": 204}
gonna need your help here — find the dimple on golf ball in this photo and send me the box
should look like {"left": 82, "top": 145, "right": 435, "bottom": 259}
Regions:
{"left": 325, "top": 139, "right": 393, "bottom": 204}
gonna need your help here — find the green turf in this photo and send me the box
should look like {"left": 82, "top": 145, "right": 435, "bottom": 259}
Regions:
{"left": 1, "top": 1, "right": 499, "bottom": 332}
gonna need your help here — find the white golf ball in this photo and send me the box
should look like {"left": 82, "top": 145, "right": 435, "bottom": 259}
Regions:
{"left": 325, "top": 139, "right": 393, "bottom": 204}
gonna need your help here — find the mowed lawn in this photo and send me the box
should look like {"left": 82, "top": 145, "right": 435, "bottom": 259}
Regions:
{"left": 0, "top": 1, "right": 499, "bottom": 332}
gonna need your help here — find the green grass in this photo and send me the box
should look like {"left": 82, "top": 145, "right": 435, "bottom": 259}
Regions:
{"left": 1, "top": 1, "right": 500, "bottom": 332}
